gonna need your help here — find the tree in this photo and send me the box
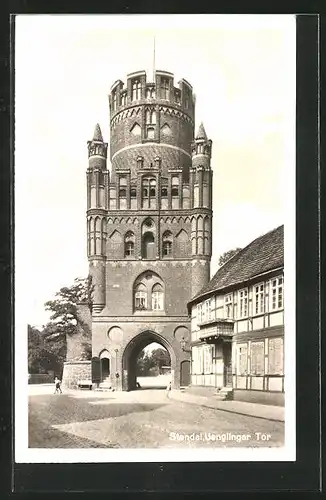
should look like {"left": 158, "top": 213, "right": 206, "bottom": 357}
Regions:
{"left": 150, "top": 348, "right": 171, "bottom": 374}
{"left": 136, "top": 350, "right": 155, "bottom": 376}
{"left": 28, "top": 324, "right": 63, "bottom": 375}
{"left": 44, "top": 275, "right": 94, "bottom": 361}
{"left": 218, "top": 247, "right": 242, "bottom": 267}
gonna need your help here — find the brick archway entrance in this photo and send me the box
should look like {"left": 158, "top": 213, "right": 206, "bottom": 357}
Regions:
{"left": 121, "top": 330, "right": 176, "bottom": 391}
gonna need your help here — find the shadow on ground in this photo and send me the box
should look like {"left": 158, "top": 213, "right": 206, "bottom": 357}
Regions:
{"left": 28, "top": 394, "right": 168, "bottom": 448}
{"left": 29, "top": 394, "right": 166, "bottom": 425}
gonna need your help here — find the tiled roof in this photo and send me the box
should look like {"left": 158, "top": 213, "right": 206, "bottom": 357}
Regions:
{"left": 189, "top": 224, "right": 284, "bottom": 305}
{"left": 195, "top": 122, "right": 207, "bottom": 140}
{"left": 93, "top": 123, "right": 103, "bottom": 142}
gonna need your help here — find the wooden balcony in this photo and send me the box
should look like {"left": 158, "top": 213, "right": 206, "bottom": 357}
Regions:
{"left": 198, "top": 318, "right": 234, "bottom": 344}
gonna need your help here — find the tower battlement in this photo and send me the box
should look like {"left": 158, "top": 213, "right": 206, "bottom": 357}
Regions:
{"left": 108, "top": 70, "right": 195, "bottom": 122}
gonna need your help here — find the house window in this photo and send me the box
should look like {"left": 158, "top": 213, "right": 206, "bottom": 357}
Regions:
{"left": 268, "top": 337, "right": 284, "bottom": 375}
{"left": 250, "top": 341, "right": 264, "bottom": 375}
{"left": 132, "top": 79, "right": 141, "bottom": 101}
{"left": 197, "top": 303, "right": 202, "bottom": 323}
{"left": 124, "top": 231, "right": 135, "bottom": 257}
{"left": 270, "top": 277, "right": 284, "bottom": 310}
{"left": 142, "top": 177, "right": 156, "bottom": 208}
{"left": 134, "top": 283, "right": 147, "bottom": 310}
{"left": 161, "top": 78, "right": 170, "bottom": 100}
{"left": 254, "top": 283, "right": 265, "bottom": 315}
{"left": 171, "top": 176, "right": 179, "bottom": 197}
{"left": 152, "top": 283, "right": 164, "bottom": 310}
{"left": 224, "top": 293, "right": 233, "bottom": 319}
{"left": 205, "top": 299, "right": 212, "bottom": 321}
{"left": 203, "top": 345, "right": 213, "bottom": 374}
{"left": 238, "top": 289, "right": 248, "bottom": 318}
{"left": 237, "top": 344, "right": 248, "bottom": 375}
{"left": 197, "top": 298, "right": 213, "bottom": 323}
{"left": 162, "top": 231, "right": 173, "bottom": 257}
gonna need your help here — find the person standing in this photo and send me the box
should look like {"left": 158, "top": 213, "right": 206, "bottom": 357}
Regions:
{"left": 54, "top": 376, "right": 62, "bottom": 394}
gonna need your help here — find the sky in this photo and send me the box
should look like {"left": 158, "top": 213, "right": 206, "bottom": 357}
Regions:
{"left": 15, "top": 14, "right": 296, "bottom": 328}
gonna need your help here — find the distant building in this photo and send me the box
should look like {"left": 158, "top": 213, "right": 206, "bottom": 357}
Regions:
{"left": 187, "top": 225, "right": 284, "bottom": 405}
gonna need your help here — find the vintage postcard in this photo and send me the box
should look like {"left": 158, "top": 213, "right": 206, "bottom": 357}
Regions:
{"left": 14, "top": 14, "right": 296, "bottom": 463}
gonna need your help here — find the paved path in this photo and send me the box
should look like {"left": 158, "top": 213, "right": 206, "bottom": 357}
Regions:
{"left": 169, "top": 390, "right": 285, "bottom": 422}
{"left": 29, "top": 386, "right": 284, "bottom": 449}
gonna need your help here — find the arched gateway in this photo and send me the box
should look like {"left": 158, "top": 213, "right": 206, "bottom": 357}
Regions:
{"left": 91, "top": 325, "right": 190, "bottom": 391}
{"left": 122, "top": 330, "right": 176, "bottom": 391}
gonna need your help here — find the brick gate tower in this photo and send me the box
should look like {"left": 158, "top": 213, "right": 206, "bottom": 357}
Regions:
{"left": 87, "top": 70, "right": 213, "bottom": 390}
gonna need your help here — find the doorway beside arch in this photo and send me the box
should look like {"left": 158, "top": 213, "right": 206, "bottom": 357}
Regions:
{"left": 121, "top": 330, "right": 175, "bottom": 391}
{"left": 99, "top": 349, "right": 110, "bottom": 383}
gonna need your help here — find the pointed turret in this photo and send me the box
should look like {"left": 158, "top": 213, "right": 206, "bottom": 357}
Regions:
{"left": 93, "top": 123, "right": 103, "bottom": 142}
{"left": 195, "top": 122, "right": 207, "bottom": 140}
{"left": 87, "top": 123, "right": 108, "bottom": 167}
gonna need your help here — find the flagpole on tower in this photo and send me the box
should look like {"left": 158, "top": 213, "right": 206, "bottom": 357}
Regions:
{"left": 153, "top": 35, "right": 156, "bottom": 81}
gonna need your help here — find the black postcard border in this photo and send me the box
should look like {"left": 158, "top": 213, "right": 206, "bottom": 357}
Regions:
{"left": 0, "top": 7, "right": 321, "bottom": 495}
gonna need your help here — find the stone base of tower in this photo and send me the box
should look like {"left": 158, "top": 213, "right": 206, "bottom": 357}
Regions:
{"left": 62, "top": 361, "right": 92, "bottom": 390}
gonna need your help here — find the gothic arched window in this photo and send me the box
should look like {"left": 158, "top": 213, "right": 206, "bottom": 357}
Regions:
{"left": 162, "top": 231, "right": 173, "bottom": 257}
{"left": 145, "top": 108, "right": 156, "bottom": 125}
{"left": 161, "top": 78, "right": 170, "bottom": 100}
{"left": 124, "top": 231, "right": 135, "bottom": 257}
{"left": 134, "top": 283, "right": 147, "bottom": 310}
{"left": 132, "top": 79, "right": 141, "bottom": 101}
{"left": 133, "top": 271, "right": 164, "bottom": 313}
{"left": 152, "top": 283, "right": 164, "bottom": 310}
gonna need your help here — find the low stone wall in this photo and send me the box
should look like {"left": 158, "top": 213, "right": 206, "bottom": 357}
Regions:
{"left": 28, "top": 373, "right": 54, "bottom": 384}
{"left": 62, "top": 361, "right": 92, "bottom": 390}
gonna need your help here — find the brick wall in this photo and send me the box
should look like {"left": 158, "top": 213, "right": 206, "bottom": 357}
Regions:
{"left": 92, "top": 319, "right": 191, "bottom": 390}
{"left": 102, "top": 260, "right": 192, "bottom": 316}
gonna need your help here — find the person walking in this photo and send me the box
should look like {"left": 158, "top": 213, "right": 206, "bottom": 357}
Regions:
{"left": 54, "top": 376, "right": 62, "bottom": 394}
